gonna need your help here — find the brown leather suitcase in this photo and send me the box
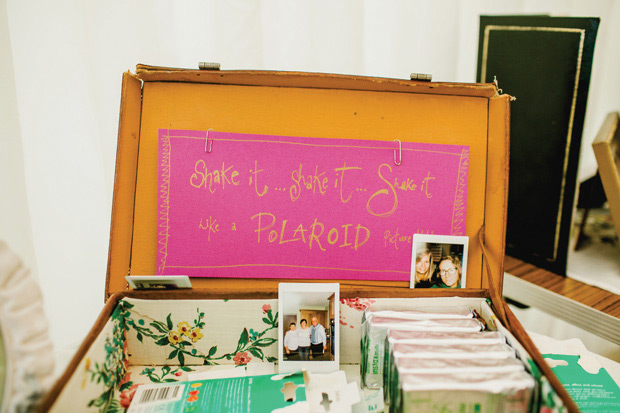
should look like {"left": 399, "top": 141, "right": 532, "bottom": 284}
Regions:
{"left": 41, "top": 65, "right": 577, "bottom": 412}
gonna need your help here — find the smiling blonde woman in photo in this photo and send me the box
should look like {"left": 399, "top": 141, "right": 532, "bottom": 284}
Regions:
{"left": 413, "top": 249, "right": 434, "bottom": 288}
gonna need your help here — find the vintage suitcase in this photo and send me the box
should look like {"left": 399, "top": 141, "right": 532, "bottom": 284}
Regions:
{"left": 40, "top": 65, "right": 578, "bottom": 412}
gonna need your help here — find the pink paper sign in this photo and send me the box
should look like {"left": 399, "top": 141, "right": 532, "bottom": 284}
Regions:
{"left": 158, "top": 130, "right": 468, "bottom": 281}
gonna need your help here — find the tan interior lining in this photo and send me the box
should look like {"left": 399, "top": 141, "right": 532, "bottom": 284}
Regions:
{"left": 128, "top": 82, "right": 489, "bottom": 290}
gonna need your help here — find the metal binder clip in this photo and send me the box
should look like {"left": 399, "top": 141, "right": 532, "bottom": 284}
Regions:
{"left": 205, "top": 129, "right": 214, "bottom": 153}
{"left": 394, "top": 139, "right": 402, "bottom": 166}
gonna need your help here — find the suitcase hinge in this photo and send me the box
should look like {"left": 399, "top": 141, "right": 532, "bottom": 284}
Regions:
{"left": 198, "top": 62, "right": 221, "bottom": 71}
{"left": 410, "top": 73, "right": 432, "bottom": 82}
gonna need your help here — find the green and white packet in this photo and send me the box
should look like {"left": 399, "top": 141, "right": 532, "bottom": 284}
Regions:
{"left": 391, "top": 342, "right": 516, "bottom": 360}
{"left": 361, "top": 316, "right": 484, "bottom": 389}
{"left": 393, "top": 370, "right": 535, "bottom": 413}
{"left": 387, "top": 329, "right": 504, "bottom": 346}
{"left": 387, "top": 356, "right": 526, "bottom": 405}
{"left": 127, "top": 372, "right": 305, "bottom": 413}
{"left": 362, "top": 306, "right": 475, "bottom": 324}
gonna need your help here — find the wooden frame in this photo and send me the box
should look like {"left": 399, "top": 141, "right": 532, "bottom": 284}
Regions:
{"left": 593, "top": 112, "right": 620, "bottom": 240}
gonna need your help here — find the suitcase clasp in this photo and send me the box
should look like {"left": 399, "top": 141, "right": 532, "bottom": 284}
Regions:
{"left": 410, "top": 73, "right": 432, "bottom": 82}
{"left": 198, "top": 62, "right": 221, "bottom": 70}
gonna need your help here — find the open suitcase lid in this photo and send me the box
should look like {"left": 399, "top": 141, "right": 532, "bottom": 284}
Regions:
{"left": 106, "top": 64, "right": 511, "bottom": 301}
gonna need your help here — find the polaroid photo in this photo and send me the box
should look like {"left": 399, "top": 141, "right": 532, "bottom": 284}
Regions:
{"left": 126, "top": 275, "right": 192, "bottom": 290}
{"left": 410, "top": 234, "right": 469, "bottom": 289}
{"left": 278, "top": 283, "right": 339, "bottom": 374}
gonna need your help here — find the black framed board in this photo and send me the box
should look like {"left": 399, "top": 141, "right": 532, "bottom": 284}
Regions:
{"left": 477, "top": 16, "right": 599, "bottom": 275}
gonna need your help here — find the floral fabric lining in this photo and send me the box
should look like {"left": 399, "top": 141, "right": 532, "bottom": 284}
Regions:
{"left": 81, "top": 299, "right": 279, "bottom": 412}
{"left": 49, "top": 296, "right": 565, "bottom": 412}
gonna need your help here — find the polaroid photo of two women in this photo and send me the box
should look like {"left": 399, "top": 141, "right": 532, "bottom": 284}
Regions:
{"left": 409, "top": 234, "right": 469, "bottom": 289}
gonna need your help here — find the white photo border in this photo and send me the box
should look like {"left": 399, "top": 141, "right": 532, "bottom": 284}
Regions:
{"left": 278, "top": 283, "right": 340, "bottom": 374}
{"left": 409, "top": 234, "right": 469, "bottom": 289}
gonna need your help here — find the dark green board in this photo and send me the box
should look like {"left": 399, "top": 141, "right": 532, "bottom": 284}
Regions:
{"left": 477, "top": 16, "right": 599, "bottom": 275}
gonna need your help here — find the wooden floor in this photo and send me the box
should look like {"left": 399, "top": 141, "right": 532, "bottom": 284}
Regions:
{"left": 505, "top": 255, "right": 620, "bottom": 318}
